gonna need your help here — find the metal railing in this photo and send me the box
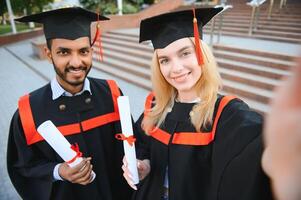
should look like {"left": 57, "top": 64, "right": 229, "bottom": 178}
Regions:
{"left": 268, "top": 0, "right": 288, "bottom": 19}
{"left": 209, "top": 3, "right": 233, "bottom": 46}
{"left": 247, "top": 0, "right": 267, "bottom": 36}
{"left": 279, "top": 0, "right": 288, "bottom": 9}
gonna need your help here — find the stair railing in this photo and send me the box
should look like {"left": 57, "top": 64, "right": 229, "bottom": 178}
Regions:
{"left": 267, "top": 0, "right": 274, "bottom": 19}
{"left": 209, "top": 3, "right": 233, "bottom": 45}
{"left": 279, "top": 0, "right": 288, "bottom": 9}
{"left": 247, "top": 0, "right": 267, "bottom": 36}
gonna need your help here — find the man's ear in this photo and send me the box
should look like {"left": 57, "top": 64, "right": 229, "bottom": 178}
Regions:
{"left": 44, "top": 47, "right": 52, "bottom": 63}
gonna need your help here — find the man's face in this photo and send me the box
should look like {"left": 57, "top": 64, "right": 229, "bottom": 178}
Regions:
{"left": 45, "top": 37, "right": 93, "bottom": 93}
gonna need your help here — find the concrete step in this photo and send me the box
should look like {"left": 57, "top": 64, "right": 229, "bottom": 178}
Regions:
{"left": 250, "top": 33, "right": 301, "bottom": 43}
{"left": 107, "top": 31, "right": 139, "bottom": 39}
{"left": 92, "top": 55, "right": 151, "bottom": 91}
{"left": 100, "top": 37, "right": 152, "bottom": 53}
{"left": 225, "top": 12, "right": 301, "bottom": 19}
{"left": 102, "top": 43, "right": 152, "bottom": 61}
{"left": 208, "top": 21, "right": 301, "bottom": 33}
{"left": 217, "top": 15, "right": 301, "bottom": 23}
{"left": 219, "top": 67, "right": 281, "bottom": 91}
{"left": 213, "top": 50, "right": 294, "bottom": 71}
{"left": 95, "top": 43, "right": 152, "bottom": 63}
{"left": 209, "top": 18, "right": 301, "bottom": 28}
{"left": 222, "top": 79, "right": 274, "bottom": 104}
{"left": 204, "top": 30, "right": 301, "bottom": 43}
{"left": 256, "top": 25, "right": 301, "bottom": 33}
{"left": 212, "top": 44, "right": 296, "bottom": 61}
{"left": 205, "top": 26, "right": 249, "bottom": 34}
{"left": 205, "top": 26, "right": 301, "bottom": 40}
{"left": 216, "top": 58, "right": 291, "bottom": 80}
{"left": 104, "top": 32, "right": 139, "bottom": 43}
{"left": 93, "top": 49, "right": 150, "bottom": 79}
{"left": 254, "top": 29, "right": 301, "bottom": 39}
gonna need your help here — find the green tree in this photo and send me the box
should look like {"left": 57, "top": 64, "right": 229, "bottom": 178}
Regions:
{"left": 0, "top": 0, "right": 7, "bottom": 22}
{"left": 0, "top": 0, "right": 7, "bottom": 14}
{"left": 80, "top": 0, "right": 150, "bottom": 14}
{"left": 8, "top": 0, "right": 54, "bottom": 16}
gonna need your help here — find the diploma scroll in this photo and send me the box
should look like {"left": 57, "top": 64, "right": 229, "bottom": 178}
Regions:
{"left": 117, "top": 96, "right": 139, "bottom": 184}
{"left": 37, "top": 120, "right": 96, "bottom": 181}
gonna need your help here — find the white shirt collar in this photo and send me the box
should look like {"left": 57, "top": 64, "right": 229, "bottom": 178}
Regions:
{"left": 50, "top": 78, "right": 91, "bottom": 100}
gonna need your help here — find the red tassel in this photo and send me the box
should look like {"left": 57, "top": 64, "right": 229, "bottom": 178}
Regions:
{"left": 192, "top": 8, "right": 204, "bottom": 66}
{"left": 91, "top": 13, "right": 104, "bottom": 62}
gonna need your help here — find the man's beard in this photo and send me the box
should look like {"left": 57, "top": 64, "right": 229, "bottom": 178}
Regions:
{"left": 53, "top": 62, "right": 92, "bottom": 86}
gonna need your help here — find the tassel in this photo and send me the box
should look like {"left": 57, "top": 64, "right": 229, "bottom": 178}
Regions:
{"left": 91, "top": 13, "right": 104, "bottom": 62}
{"left": 192, "top": 8, "right": 204, "bottom": 66}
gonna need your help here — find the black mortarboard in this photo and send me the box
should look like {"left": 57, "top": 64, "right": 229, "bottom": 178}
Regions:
{"left": 15, "top": 7, "right": 109, "bottom": 41}
{"left": 139, "top": 7, "right": 223, "bottom": 49}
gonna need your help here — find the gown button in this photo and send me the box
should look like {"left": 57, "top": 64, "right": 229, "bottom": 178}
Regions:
{"left": 85, "top": 97, "right": 91, "bottom": 104}
{"left": 59, "top": 104, "right": 66, "bottom": 111}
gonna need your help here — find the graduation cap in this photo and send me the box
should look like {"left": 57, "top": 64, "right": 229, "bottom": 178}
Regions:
{"left": 139, "top": 7, "right": 223, "bottom": 65}
{"left": 15, "top": 7, "right": 109, "bottom": 41}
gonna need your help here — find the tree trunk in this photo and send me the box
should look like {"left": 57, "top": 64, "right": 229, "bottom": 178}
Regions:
{"left": 2, "top": 14, "right": 7, "bottom": 25}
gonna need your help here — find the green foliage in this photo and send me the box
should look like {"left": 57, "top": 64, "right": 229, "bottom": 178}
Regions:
{"left": 100, "top": 2, "right": 118, "bottom": 15}
{"left": 0, "top": 23, "right": 30, "bottom": 35}
{"left": 79, "top": 0, "right": 100, "bottom": 11}
{"left": 0, "top": 0, "right": 7, "bottom": 17}
{"left": 80, "top": 0, "right": 144, "bottom": 14}
{"left": 2, "top": 0, "right": 54, "bottom": 16}
{"left": 123, "top": 3, "right": 139, "bottom": 14}
{"left": 142, "top": 0, "right": 155, "bottom": 4}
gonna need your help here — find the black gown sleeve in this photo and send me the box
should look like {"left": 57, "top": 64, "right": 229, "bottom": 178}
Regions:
{"left": 7, "top": 111, "right": 58, "bottom": 200}
{"left": 211, "top": 99, "right": 273, "bottom": 200}
{"left": 134, "top": 113, "right": 151, "bottom": 161}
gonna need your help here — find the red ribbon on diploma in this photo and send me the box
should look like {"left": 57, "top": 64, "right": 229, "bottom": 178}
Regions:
{"left": 67, "top": 143, "right": 83, "bottom": 164}
{"left": 115, "top": 133, "right": 136, "bottom": 146}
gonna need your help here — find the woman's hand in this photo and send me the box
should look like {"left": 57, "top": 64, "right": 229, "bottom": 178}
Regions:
{"left": 122, "top": 157, "right": 151, "bottom": 190}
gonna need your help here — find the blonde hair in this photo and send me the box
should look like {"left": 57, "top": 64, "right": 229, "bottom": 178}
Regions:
{"left": 142, "top": 38, "right": 222, "bottom": 133}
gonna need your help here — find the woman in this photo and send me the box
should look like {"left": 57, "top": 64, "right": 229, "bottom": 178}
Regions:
{"left": 123, "top": 7, "right": 273, "bottom": 200}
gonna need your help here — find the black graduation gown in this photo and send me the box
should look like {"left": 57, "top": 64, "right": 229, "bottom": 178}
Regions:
{"left": 133, "top": 95, "right": 273, "bottom": 200}
{"left": 7, "top": 78, "right": 132, "bottom": 200}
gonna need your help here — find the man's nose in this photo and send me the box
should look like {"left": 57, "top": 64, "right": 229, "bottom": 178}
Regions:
{"left": 69, "top": 53, "right": 82, "bottom": 67}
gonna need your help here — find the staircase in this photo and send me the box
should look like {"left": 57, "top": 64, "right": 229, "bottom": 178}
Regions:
{"left": 93, "top": 30, "right": 297, "bottom": 115}
{"left": 176, "top": 0, "right": 301, "bottom": 43}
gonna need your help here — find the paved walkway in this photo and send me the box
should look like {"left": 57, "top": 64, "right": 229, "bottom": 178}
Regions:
{"left": 0, "top": 30, "right": 300, "bottom": 199}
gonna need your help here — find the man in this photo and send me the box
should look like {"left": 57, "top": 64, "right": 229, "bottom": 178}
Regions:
{"left": 262, "top": 57, "right": 301, "bottom": 200}
{"left": 7, "top": 7, "right": 132, "bottom": 200}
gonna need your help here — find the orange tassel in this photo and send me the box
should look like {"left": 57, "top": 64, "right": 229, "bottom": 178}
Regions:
{"left": 192, "top": 8, "right": 204, "bottom": 66}
{"left": 91, "top": 13, "right": 104, "bottom": 62}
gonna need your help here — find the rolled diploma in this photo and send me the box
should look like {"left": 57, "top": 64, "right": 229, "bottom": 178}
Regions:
{"left": 117, "top": 96, "right": 139, "bottom": 184}
{"left": 37, "top": 120, "right": 95, "bottom": 180}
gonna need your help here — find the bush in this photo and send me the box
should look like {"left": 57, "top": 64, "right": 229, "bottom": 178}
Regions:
{"left": 123, "top": 3, "right": 139, "bottom": 14}
{"left": 100, "top": 2, "right": 118, "bottom": 15}
{"left": 0, "top": 24, "right": 31, "bottom": 35}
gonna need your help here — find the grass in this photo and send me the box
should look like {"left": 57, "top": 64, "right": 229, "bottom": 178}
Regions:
{"left": 0, "top": 24, "right": 32, "bottom": 35}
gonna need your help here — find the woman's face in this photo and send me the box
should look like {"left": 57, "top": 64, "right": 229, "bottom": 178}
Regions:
{"left": 157, "top": 38, "right": 202, "bottom": 98}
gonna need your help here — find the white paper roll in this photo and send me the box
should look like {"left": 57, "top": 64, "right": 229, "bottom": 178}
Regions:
{"left": 37, "top": 120, "right": 96, "bottom": 181}
{"left": 117, "top": 96, "right": 139, "bottom": 184}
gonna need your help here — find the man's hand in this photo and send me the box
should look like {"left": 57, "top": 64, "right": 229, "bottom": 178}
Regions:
{"left": 59, "top": 157, "right": 93, "bottom": 185}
